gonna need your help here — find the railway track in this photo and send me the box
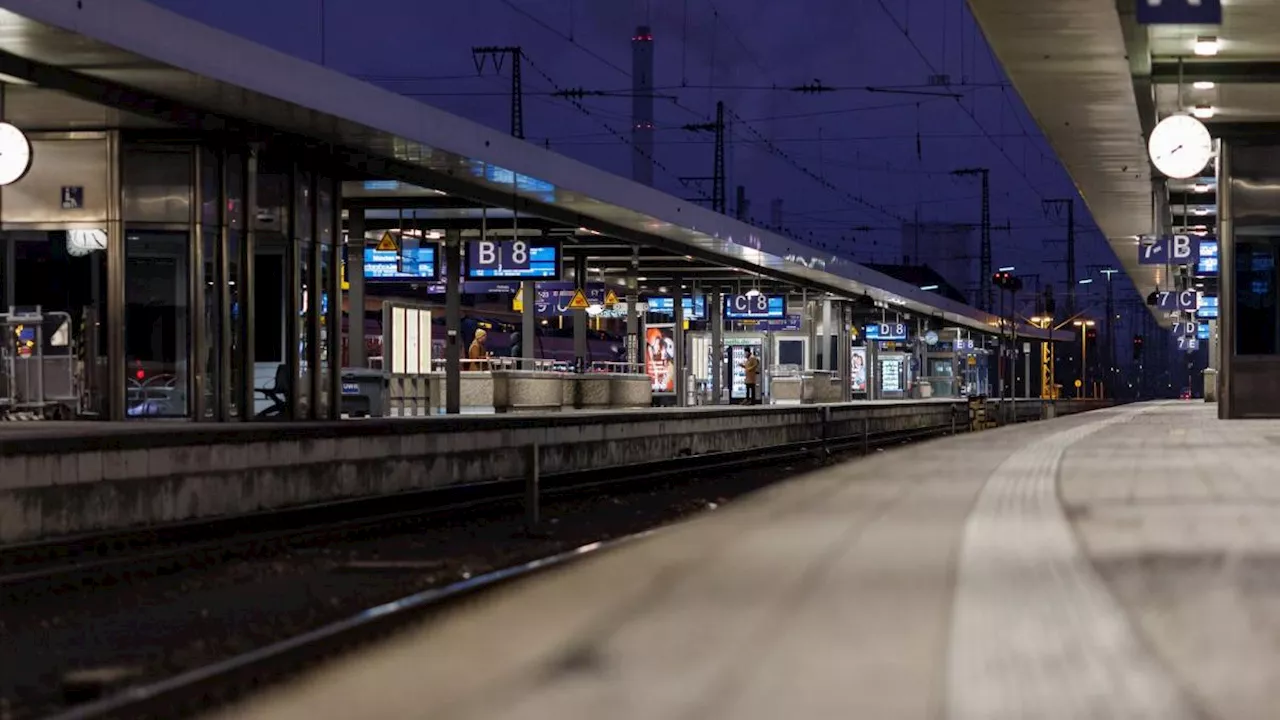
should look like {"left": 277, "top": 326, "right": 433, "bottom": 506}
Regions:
{"left": 12, "top": 420, "right": 962, "bottom": 720}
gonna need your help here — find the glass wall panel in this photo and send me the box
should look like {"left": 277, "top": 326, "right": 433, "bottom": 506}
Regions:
{"left": 124, "top": 230, "right": 190, "bottom": 417}
{"left": 1236, "top": 237, "right": 1280, "bottom": 356}
{"left": 10, "top": 231, "right": 108, "bottom": 416}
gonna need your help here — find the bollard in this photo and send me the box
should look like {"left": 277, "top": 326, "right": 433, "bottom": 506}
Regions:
{"left": 525, "top": 443, "right": 540, "bottom": 532}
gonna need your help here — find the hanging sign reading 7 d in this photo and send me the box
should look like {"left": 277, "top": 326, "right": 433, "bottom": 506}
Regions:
{"left": 465, "top": 239, "right": 561, "bottom": 280}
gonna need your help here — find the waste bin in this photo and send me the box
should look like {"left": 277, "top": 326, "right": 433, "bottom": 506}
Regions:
{"left": 1202, "top": 368, "right": 1219, "bottom": 403}
{"left": 341, "top": 368, "right": 386, "bottom": 417}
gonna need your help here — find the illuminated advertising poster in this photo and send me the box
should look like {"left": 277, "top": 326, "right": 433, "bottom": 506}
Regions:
{"left": 645, "top": 325, "right": 676, "bottom": 393}
{"left": 851, "top": 347, "right": 867, "bottom": 393}
{"left": 880, "top": 356, "right": 904, "bottom": 393}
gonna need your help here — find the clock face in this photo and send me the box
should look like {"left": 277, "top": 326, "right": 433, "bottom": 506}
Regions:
{"left": 1148, "top": 114, "right": 1213, "bottom": 180}
{"left": 0, "top": 123, "right": 30, "bottom": 186}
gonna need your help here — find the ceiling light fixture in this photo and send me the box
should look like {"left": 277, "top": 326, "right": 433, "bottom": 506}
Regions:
{"left": 1193, "top": 183, "right": 1211, "bottom": 193}
{"left": 1192, "top": 105, "right": 1216, "bottom": 119}
{"left": 1193, "top": 81, "right": 1216, "bottom": 90}
{"left": 1194, "top": 36, "right": 1220, "bottom": 56}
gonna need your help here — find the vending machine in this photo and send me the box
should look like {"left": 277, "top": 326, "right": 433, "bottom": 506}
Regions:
{"left": 726, "top": 338, "right": 763, "bottom": 401}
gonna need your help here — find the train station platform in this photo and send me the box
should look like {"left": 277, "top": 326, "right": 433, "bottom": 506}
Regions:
{"left": 217, "top": 401, "right": 1275, "bottom": 720}
{"left": 0, "top": 399, "right": 1106, "bottom": 544}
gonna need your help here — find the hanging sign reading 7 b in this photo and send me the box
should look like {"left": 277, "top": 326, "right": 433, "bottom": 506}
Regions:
{"left": 1139, "top": 234, "right": 1200, "bottom": 266}
{"left": 465, "top": 239, "right": 561, "bottom": 280}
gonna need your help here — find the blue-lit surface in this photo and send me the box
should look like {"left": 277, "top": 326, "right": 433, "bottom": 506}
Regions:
{"left": 364, "top": 245, "right": 438, "bottom": 281}
{"left": 468, "top": 161, "right": 557, "bottom": 203}
{"left": 1198, "top": 241, "right": 1219, "bottom": 275}
{"left": 647, "top": 296, "right": 707, "bottom": 320}
{"left": 363, "top": 180, "right": 400, "bottom": 191}
{"left": 1198, "top": 323, "right": 1211, "bottom": 340}
{"left": 466, "top": 242, "right": 559, "bottom": 279}
{"left": 1197, "top": 296, "right": 1219, "bottom": 319}
{"left": 724, "top": 294, "right": 786, "bottom": 319}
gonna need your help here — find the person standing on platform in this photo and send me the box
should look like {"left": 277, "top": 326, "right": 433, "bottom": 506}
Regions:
{"left": 742, "top": 348, "right": 761, "bottom": 405}
{"left": 468, "top": 328, "right": 489, "bottom": 370}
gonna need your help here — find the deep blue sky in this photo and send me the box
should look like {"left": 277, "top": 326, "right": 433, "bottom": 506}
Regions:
{"left": 148, "top": 0, "right": 1139, "bottom": 314}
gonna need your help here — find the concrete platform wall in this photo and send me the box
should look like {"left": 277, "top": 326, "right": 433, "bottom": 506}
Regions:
{"left": 0, "top": 399, "right": 1110, "bottom": 543}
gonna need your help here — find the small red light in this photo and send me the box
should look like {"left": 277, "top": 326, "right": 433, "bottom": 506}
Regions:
{"left": 135, "top": 369, "right": 145, "bottom": 380}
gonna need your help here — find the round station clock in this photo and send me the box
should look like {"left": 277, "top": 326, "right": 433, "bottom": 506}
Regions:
{"left": 1148, "top": 114, "right": 1213, "bottom": 180}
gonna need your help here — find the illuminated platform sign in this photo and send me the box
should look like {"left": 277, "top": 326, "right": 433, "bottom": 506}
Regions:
{"left": 465, "top": 239, "right": 560, "bottom": 280}
{"left": 1156, "top": 289, "right": 1200, "bottom": 312}
{"left": 864, "top": 322, "right": 908, "bottom": 341}
{"left": 1139, "top": 234, "right": 1200, "bottom": 266}
{"left": 1136, "top": 0, "right": 1221, "bottom": 26}
{"left": 724, "top": 293, "right": 786, "bottom": 320}
{"left": 364, "top": 244, "right": 439, "bottom": 281}
{"left": 1197, "top": 296, "right": 1219, "bottom": 319}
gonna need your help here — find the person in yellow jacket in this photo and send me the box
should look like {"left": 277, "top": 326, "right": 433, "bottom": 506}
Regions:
{"left": 468, "top": 328, "right": 489, "bottom": 370}
{"left": 741, "top": 348, "right": 761, "bottom": 405}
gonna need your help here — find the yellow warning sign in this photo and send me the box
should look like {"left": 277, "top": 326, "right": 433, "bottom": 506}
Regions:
{"left": 603, "top": 289, "right": 619, "bottom": 307}
{"left": 513, "top": 283, "right": 524, "bottom": 312}
{"left": 567, "top": 288, "right": 591, "bottom": 311}
{"left": 374, "top": 230, "right": 399, "bottom": 253}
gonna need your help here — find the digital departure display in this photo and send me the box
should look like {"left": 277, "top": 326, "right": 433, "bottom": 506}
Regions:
{"left": 646, "top": 296, "right": 707, "bottom": 320}
{"left": 364, "top": 244, "right": 439, "bottom": 281}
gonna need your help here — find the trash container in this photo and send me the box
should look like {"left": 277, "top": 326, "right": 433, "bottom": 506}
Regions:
{"left": 1202, "top": 368, "right": 1219, "bottom": 403}
{"left": 341, "top": 368, "right": 386, "bottom": 417}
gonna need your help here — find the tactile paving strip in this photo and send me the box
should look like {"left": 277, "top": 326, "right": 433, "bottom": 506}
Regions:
{"left": 946, "top": 406, "right": 1198, "bottom": 719}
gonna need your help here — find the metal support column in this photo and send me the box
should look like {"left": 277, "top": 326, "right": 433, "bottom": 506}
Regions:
{"left": 521, "top": 280, "right": 535, "bottom": 367}
{"left": 444, "top": 230, "right": 462, "bottom": 415}
{"left": 839, "top": 302, "right": 853, "bottom": 402}
{"left": 106, "top": 130, "right": 126, "bottom": 421}
{"left": 327, "top": 177, "right": 343, "bottom": 420}
{"left": 284, "top": 165, "right": 301, "bottom": 421}
{"left": 710, "top": 288, "right": 723, "bottom": 404}
{"left": 190, "top": 148, "right": 207, "bottom": 421}
{"left": 216, "top": 147, "right": 233, "bottom": 421}
{"left": 238, "top": 148, "right": 258, "bottom": 421}
{"left": 821, "top": 299, "right": 832, "bottom": 370}
{"left": 308, "top": 173, "right": 324, "bottom": 419}
{"left": 674, "top": 279, "right": 686, "bottom": 406}
{"left": 805, "top": 295, "right": 817, "bottom": 370}
{"left": 626, "top": 253, "right": 640, "bottom": 366}
{"left": 347, "top": 207, "right": 366, "bottom": 368}
{"left": 573, "top": 254, "right": 587, "bottom": 374}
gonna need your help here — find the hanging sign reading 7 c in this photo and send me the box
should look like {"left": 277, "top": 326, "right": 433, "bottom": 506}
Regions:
{"left": 465, "top": 239, "right": 561, "bottom": 280}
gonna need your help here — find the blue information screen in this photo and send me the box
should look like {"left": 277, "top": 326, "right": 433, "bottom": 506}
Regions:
{"left": 465, "top": 239, "right": 560, "bottom": 279}
{"left": 724, "top": 294, "right": 786, "bottom": 319}
{"left": 647, "top": 296, "right": 707, "bottom": 320}
{"left": 1197, "top": 241, "right": 1219, "bottom": 275}
{"left": 364, "top": 244, "right": 438, "bottom": 281}
{"left": 1197, "top": 296, "right": 1219, "bottom": 319}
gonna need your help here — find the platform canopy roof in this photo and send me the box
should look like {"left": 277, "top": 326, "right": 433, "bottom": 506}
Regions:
{"left": 0, "top": 0, "right": 1074, "bottom": 340}
{"left": 966, "top": 0, "right": 1277, "bottom": 328}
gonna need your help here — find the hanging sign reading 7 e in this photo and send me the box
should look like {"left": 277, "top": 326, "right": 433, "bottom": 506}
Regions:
{"left": 465, "top": 239, "right": 561, "bottom": 280}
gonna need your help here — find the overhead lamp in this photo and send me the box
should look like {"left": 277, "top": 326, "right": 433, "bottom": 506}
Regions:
{"left": 1193, "top": 183, "right": 1211, "bottom": 193}
{"left": 1193, "top": 81, "right": 1216, "bottom": 90}
{"left": 1078, "top": 278, "right": 1094, "bottom": 285}
{"left": 1192, "top": 105, "right": 1216, "bottom": 119}
{"left": 998, "top": 265, "right": 1016, "bottom": 272}
{"left": 1194, "top": 36, "right": 1219, "bottom": 56}
{"left": 1193, "top": 207, "right": 1211, "bottom": 215}
{"left": 920, "top": 284, "right": 939, "bottom": 291}
{"left": 745, "top": 288, "right": 761, "bottom": 297}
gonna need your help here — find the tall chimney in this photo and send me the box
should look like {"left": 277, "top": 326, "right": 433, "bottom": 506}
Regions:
{"left": 631, "top": 25, "right": 654, "bottom": 186}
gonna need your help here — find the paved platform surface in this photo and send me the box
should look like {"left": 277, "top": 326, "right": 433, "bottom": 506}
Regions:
{"left": 216, "top": 401, "right": 1261, "bottom": 719}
